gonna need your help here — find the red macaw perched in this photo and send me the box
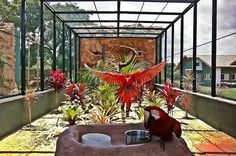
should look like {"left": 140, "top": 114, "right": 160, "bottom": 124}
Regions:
{"left": 85, "top": 62, "right": 165, "bottom": 112}
{"left": 144, "top": 105, "right": 182, "bottom": 150}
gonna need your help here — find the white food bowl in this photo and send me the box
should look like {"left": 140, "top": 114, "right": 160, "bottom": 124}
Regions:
{"left": 81, "top": 133, "right": 112, "bottom": 147}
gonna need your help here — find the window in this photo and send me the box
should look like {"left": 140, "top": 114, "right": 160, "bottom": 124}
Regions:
{"left": 204, "top": 74, "right": 207, "bottom": 80}
{"left": 196, "top": 62, "right": 200, "bottom": 66}
{"left": 230, "top": 74, "right": 235, "bottom": 80}
{"left": 185, "top": 69, "right": 193, "bottom": 75}
{"left": 204, "top": 74, "right": 211, "bottom": 80}
{"left": 224, "top": 74, "right": 230, "bottom": 80}
{"left": 221, "top": 74, "right": 224, "bottom": 80}
{"left": 209, "top": 74, "right": 212, "bottom": 80}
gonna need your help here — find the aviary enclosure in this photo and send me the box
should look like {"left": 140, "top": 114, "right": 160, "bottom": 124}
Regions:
{"left": 0, "top": 0, "right": 236, "bottom": 155}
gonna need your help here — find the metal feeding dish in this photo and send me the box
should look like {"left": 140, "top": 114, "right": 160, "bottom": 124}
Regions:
{"left": 125, "top": 130, "right": 150, "bottom": 145}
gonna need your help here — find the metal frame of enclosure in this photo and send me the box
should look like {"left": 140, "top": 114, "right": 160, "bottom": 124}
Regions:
{"left": 19, "top": 0, "right": 218, "bottom": 97}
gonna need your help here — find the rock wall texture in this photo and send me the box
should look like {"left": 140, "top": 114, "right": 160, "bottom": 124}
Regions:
{"left": 0, "top": 22, "right": 16, "bottom": 95}
{"left": 80, "top": 38, "right": 156, "bottom": 68}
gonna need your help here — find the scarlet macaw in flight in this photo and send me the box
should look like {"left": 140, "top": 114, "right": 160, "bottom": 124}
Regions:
{"left": 85, "top": 61, "right": 165, "bottom": 112}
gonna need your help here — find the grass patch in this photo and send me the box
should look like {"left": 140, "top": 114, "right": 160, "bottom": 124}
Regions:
{"left": 199, "top": 86, "right": 236, "bottom": 101}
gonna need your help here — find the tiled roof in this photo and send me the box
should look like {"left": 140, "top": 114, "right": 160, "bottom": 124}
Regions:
{"left": 184, "top": 55, "right": 236, "bottom": 67}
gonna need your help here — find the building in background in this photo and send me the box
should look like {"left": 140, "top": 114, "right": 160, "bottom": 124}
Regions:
{"left": 178, "top": 55, "right": 236, "bottom": 87}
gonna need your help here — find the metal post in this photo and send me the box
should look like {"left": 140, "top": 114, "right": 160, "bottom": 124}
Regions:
{"left": 159, "top": 35, "right": 162, "bottom": 84}
{"left": 21, "top": 0, "right": 26, "bottom": 94}
{"left": 74, "top": 35, "right": 77, "bottom": 83}
{"left": 211, "top": 0, "right": 217, "bottom": 96}
{"left": 180, "top": 15, "right": 184, "bottom": 89}
{"left": 62, "top": 22, "right": 65, "bottom": 72}
{"left": 192, "top": 2, "right": 197, "bottom": 92}
{"left": 155, "top": 37, "right": 159, "bottom": 83}
{"left": 69, "top": 29, "right": 72, "bottom": 81}
{"left": 40, "top": 0, "right": 45, "bottom": 91}
{"left": 171, "top": 25, "right": 174, "bottom": 83}
{"left": 164, "top": 30, "right": 167, "bottom": 82}
{"left": 53, "top": 13, "right": 56, "bottom": 70}
{"left": 117, "top": 0, "right": 120, "bottom": 37}
{"left": 78, "top": 36, "right": 81, "bottom": 77}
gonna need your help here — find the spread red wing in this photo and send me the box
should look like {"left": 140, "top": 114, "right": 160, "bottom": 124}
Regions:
{"left": 91, "top": 69, "right": 125, "bottom": 85}
{"left": 133, "top": 61, "right": 166, "bottom": 86}
{"left": 84, "top": 64, "right": 125, "bottom": 85}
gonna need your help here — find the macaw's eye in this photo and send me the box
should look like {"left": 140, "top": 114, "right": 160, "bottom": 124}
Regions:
{"left": 144, "top": 111, "right": 150, "bottom": 122}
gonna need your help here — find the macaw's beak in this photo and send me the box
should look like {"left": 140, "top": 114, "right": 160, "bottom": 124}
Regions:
{"left": 144, "top": 111, "right": 150, "bottom": 123}
{"left": 144, "top": 110, "right": 150, "bottom": 129}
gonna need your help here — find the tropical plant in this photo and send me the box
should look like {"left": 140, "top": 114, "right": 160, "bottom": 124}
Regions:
{"left": 182, "top": 71, "right": 194, "bottom": 90}
{"left": 180, "top": 72, "right": 194, "bottom": 119}
{"left": 134, "top": 107, "right": 145, "bottom": 120}
{"left": 144, "top": 89, "right": 164, "bottom": 107}
{"left": 79, "top": 67, "right": 101, "bottom": 92}
{"left": 48, "top": 69, "right": 67, "bottom": 107}
{"left": 48, "top": 69, "right": 67, "bottom": 92}
{"left": 89, "top": 83, "right": 120, "bottom": 124}
{"left": 119, "top": 55, "right": 148, "bottom": 74}
{"left": 65, "top": 82, "right": 85, "bottom": 106}
{"left": 90, "top": 101, "right": 120, "bottom": 124}
{"left": 24, "top": 89, "right": 38, "bottom": 126}
{"left": 59, "top": 105, "right": 83, "bottom": 125}
{"left": 92, "top": 84, "right": 117, "bottom": 104}
{"left": 161, "top": 82, "right": 180, "bottom": 115}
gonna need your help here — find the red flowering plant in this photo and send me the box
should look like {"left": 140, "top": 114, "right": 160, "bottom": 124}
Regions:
{"left": 65, "top": 82, "right": 85, "bottom": 107}
{"left": 161, "top": 82, "right": 180, "bottom": 115}
{"left": 48, "top": 69, "right": 67, "bottom": 107}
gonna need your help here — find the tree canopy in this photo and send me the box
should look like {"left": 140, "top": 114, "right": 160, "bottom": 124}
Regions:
{"left": 0, "top": 0, "right": 91, "bottom": 70}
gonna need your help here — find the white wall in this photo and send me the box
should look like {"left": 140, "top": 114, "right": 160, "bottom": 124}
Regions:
{"left": 196, "top": 59, "right": 203, "bottom": 70}
{"left": 216, "top": 67, "right": 221, "bottom": 86}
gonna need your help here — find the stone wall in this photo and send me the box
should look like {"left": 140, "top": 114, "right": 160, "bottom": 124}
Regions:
{"left": 80, "top": 38, "right": 156, "bottom": 67}
{"left": 0, "top": 22, "right": 16, "bottom": 95}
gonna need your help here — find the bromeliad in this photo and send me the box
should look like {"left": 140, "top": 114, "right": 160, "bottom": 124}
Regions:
{"left": 48, "top": 69, "right": 67, "bottom": 92}
{"left": 65, "top": 83, "right": 85, "bottom": 106}
{"left": 85, "top": 61, "right": 166, "bottom": 113}
{"left": 48, "top": 69, "right": 67, "bottom": 108}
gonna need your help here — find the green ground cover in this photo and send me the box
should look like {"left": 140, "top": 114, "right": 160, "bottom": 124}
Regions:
{"left": 199, "top": 86, "right": 236, "bottom": 101}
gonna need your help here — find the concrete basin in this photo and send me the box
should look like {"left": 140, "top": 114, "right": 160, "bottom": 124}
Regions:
{"left": 55, "top": 123, "right": 194, "bottom": 156}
